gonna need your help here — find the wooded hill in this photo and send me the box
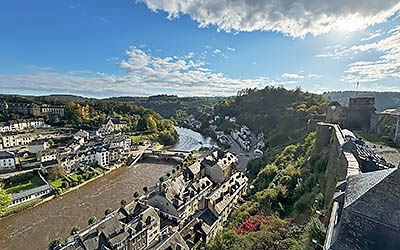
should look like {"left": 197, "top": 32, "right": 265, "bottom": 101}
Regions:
{"left": 215, "top": 87, "right": 328, "bottom": 147}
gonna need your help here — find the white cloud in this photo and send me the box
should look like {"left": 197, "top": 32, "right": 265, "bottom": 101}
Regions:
{"left": 214, "top": 49, "right": 221, "bottom": 54}
{"left": 139, "top": 0, "right": 400, "bottom": 37}
{"left": 281, "top": 73, "right": 304, "bottom": 79}
{"left": 0, "top": 47, "right": 280, "bottom": 97}
{"left": 307, "top": 73, "right": 322, "bottom": 78}
{"left": 227, "top": 47, "right": 236, "bottom": 51}
{"left": 360, "top": 31, "right": 382, "bottom": 41}
{"left": 343, "top": 26, "right": 400, "bottom": 83}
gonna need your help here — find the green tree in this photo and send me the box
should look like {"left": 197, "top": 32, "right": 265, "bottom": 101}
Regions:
{"left": 70, "top": 225, "right": 81, "bottom": 235}
{"left": 48, "top": 237, "right": 64, "bottom": 250}
{"left": 159, "top": 176, "right": 164, "bottom": 182}
{"left": 134, "top": 191, "right": 140, "bottom": 198}
{"left": 143, "top": 186, "right": 148, "bottom": 194}
{"left": 120, "top": 199, "right": 127, "bottom": 207}
{"left": 88, "top": 216, "right": 97, "bottom": 225}
{"left": 104, "top": 208, "right": 112, "bottom": 216}
{"left": 0, "top": 188, "right": 11, "bottom": 216}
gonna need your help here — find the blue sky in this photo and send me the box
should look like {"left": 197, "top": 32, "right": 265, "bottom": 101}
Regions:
{"left": 1, "top": 0, "right": 400, "bottom": 97}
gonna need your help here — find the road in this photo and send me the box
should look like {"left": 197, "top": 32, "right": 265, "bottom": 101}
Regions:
{"left": 225, "top": 134, "right": 258, "bottom": 173}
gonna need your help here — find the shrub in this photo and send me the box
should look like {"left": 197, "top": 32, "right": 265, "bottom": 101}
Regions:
{"left": 104, "top": 208, "right": 112, "bottom": 216}
{"left": 88, "top": 216, "right": 97, "bottom": 225}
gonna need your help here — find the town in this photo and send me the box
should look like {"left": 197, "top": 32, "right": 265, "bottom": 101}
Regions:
{"left": 0, "top": 99, "right": 261, "bottom": 250}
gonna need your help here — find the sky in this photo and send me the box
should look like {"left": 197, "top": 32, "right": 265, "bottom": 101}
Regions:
{"left": 1, "top": 0, "right": 400, "bottom": 97}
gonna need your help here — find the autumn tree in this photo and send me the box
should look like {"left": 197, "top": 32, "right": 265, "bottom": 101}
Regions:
{"left": 49, "top": 165, "right": 66, "bottom": 181}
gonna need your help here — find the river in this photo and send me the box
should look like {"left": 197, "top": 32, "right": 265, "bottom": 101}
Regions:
{"left": 171, "top": 127, "right": 217, "bottom": 151}
{"left": 0, "top": 127, "right": 214, "bottom": 250}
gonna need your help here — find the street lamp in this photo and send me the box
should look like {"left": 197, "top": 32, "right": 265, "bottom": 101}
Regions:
{"left": 311, "top": 239, "right": 325, "bottom": 249}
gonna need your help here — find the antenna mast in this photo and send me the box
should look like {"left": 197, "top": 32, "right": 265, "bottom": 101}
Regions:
{"left": 356, "top": 81, "right": 359, "bottom": 98}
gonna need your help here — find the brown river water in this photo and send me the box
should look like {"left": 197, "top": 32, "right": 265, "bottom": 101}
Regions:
{"left": 0, "top": 161, "right": 174, "bottom": 250}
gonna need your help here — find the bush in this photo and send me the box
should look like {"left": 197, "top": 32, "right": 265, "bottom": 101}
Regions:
{"left": 61, "top": 181, "right": 69, "bottom": 189}
{"left": 88, "top": 216, "right": 97, "bottom": 225}
{"left": 70, "top": 225, "right": 81, "bottom": 235}
{"left": 48, "top": 237, "right": 64, "bottom": 250}
{"left": 105, "top": 208, "right": 112, "bottom": 216}
{"left": 120, "top": 199, "right": 127, "bottom": 207}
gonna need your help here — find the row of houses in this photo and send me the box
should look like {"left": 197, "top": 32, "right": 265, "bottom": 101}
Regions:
{"left": 231, "top": 126, "right": 252, "bottom": 152}
{"left": 58, "top": 150, "right": 248, "bottom": 250}
{"left": 0, "top": 118, "right": 47, "bottom": 133}
{"left": 0, "top": 101, "right": 65, "bottom": 116}
{"left": 0, "top": 132, "right": 37, "bottom": 149}
{"left": 41, "top": 132, "right": 132, "bottom": 174}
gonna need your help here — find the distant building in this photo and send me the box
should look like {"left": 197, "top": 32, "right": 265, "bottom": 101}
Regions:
{"left": 98, "top": 116, "right": 128, "bottom": 136}
{"left": 326, "top": 97, "right": 378, "bottom": 131}
{"left": 28, "top": 140, "right": 49, "bottom": 154}
{"left": 1, "top": 102, "right": 65, "bottom": 116}
{"left": 0, "top": 151, "right": 17, "bottom": 171}
{"left": 0, "top": 133, "right": 37, "bottom": 148}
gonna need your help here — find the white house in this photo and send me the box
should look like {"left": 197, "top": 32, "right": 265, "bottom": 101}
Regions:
{"left": 0, "top": 151, "right": 16, "bottom": 171}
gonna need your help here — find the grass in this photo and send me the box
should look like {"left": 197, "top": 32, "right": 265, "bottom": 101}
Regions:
{"left": 130, "top": 133, "right": 159, "bottom": 144}
{"left": 69, "top": 173, "right": 79, "bottom": 182}
{"left": 2, "top": 172, "right": 45, "bottom": 194}
{"left": 49, "top": 178, "right": 63, "bottom": 189}
{"left": 357, "top": 131, "right": 397, "bottom": 147}
{"left": 94, "top": 167, "right": 105, "bottom": 173}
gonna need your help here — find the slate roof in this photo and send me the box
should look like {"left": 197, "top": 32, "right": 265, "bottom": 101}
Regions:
{"left": 330, "top": 168, "right": 400, "bottom": 250}
{"left": 12, "top": 184, "right": 52, "bottom": 201}
{"left": 149, "top": 231, "right": 189, "bottom": 250}
{"left": 0, "top": 151, "right": 14, "bottom": 159}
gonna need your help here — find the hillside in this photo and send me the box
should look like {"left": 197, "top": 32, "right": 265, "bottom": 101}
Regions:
{"left": 207, "top": 88, "right": 332, "bottom": 250}
{"left": 323, "top": 91, "right": 400, "bottom": 112}
{"left": 106, "top": 95, "right": 221, "bottom": 119}
{"left": 215, "top": 87, "right": 328, "bottom": 147}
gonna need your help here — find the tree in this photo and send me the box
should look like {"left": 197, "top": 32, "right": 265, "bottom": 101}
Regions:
{"left": 48, "top": 237, "right": 64, "bottom": 250}
{"left": 70, "top": 225, "right": 81, "bottom": 235}
{"left": 0, "top": 188, "right": 11, "bottom": 216}
{"left": 61, "top": 181, "right": 69, "bottom": 189}
{"left": 134, "top": 191, "right": 140, "bottom": 198}
{"left": 159, "top": 176, "right": 164, "bottom": 182}
{"left": 49, "top": 165, "right": 66, "bottom": 181}
{"left": 120, "top": 199, "right": 127, "bottom": 207}
{"left": 105, "top": 208, "right": 112, "bottom": 216}
{"left": 146, "top": 115, "right": 158, "bottom": 133}
{"left": 143, "top": 186, "right": 148, "bottom": 194}
{"left": 88, "top": 216, "right": 97, "bottom": 225}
